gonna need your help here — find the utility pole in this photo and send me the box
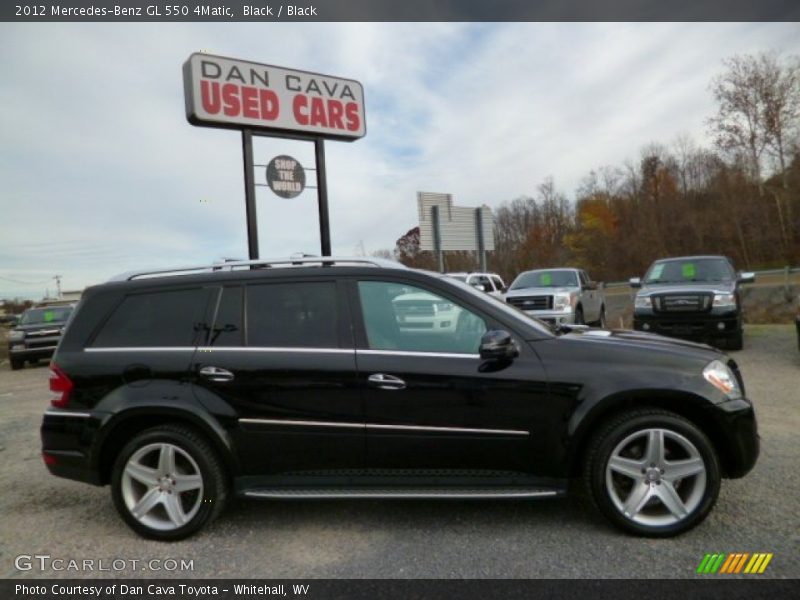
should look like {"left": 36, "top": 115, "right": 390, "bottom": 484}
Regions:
{"left": 54, "top": 275, "right": 62, "bottom": 298}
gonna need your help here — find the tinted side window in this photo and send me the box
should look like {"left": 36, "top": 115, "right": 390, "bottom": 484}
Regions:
{"left": 93, "top": 288, "right": 207, "bottom": 348}
{"left": 209, "top": 286, "right": 243, "bottom": 347}
{"left": 491, "top": 276, "right": 505, "bottom": 291}
{"left": 247, "top": 282, "right": 338, "bottom": 348}
{"left": 358, "top": 281, "right": 487, "bottom": 354}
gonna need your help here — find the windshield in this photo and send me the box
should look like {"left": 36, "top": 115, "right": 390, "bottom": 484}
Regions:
{"left": 510, "top": 270, "right": 578, "bottom": 290}
{"left": 644, "top": 258, "right": 734, "bottom": 284}
{"left": 19, "top": 306, "right": 73, "bottom": 326}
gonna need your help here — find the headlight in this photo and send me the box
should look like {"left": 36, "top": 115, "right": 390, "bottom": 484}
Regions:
{"left": 703, "top": 360, "right": 741, "bottom": 399}
{"left": 713, "top": 293, "right": 736, "bottom": 308}
{"left": 9, "top": 330, "right": 25, "bottom": 341}
{"left": 553, "top": 293, "right": 573, "bottom": 312}
{"left": 634, "top": 295, "right": 652, "bottom": 309}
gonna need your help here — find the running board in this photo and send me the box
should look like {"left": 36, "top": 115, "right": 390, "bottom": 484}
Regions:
{"left": 242, "top": 487, "right": 562, "bottom": 500}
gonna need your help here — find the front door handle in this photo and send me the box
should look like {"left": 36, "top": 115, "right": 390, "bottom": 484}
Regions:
{"left": 199, "top": 366, "right": 234, "bottom": 383}
{"left": 367, "top": 373, "right": 406, "bottom": 390}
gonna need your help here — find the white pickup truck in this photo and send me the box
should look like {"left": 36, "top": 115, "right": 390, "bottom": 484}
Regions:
{"left": 504, "top": 268, "right": 606, "bottom": 327}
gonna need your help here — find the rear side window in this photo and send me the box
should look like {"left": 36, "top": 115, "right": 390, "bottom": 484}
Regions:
{"left": 247, "top": 282, "right": 338, "bottom": 348}
{"left": 208, "top": 286, "right": 243, "bottom": 347}
{"left": 93, "top": 288, "right": 208, "bottom": 348}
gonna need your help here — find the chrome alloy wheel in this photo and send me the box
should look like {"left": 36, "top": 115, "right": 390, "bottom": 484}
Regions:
{"left": 605, "top": 428, "right": 707, "bottom": 527}
{"left": 121, "top": 443, "right": 204, "bottom": 531}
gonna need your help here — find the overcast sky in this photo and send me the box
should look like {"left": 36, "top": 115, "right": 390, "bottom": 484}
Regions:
{"left": 1, "top": 22, "right": 799, "bottom": 299}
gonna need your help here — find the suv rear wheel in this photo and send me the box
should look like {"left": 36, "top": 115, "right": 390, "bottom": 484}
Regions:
{"left": 111, "top": 425, "right": 228, "bottom": 540}
{"left": 584, "top": 409, "right": 720, "bottom": 537}
{"left": 10, "top": 358, "right": 24, "bottom": 371}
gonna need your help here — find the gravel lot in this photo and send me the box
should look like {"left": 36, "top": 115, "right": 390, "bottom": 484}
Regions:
{"left": 0, "top": 325, "right": 798, "bottom": 580}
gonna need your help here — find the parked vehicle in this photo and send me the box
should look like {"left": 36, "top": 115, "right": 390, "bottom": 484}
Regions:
{"left": 445, "top": 272, "right": 506, "bottom": 299}
{"left": 0, "top": 314, "right": 20, "bottom": 326}
{"left": 8, "top": 304, "right": 74, "bottom": 370}
{"left": 630, "top": 256, "right": 753, "bottom": 350}
{"left": 505, "top": 268, "right": 605, "bottom": 327}
{"left": 41, "top": 257, "right": 758, "bottom": 540}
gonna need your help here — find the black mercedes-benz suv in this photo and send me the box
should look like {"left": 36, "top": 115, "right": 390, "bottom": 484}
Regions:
{"left": 630, "top": 256, "right": 754, "bottom": 350}
{"left": 41, "top": 257, "right": 758, "bottom": 540}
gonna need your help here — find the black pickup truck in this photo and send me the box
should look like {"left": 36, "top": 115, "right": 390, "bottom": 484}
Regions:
{"left": 630, "top": 256, "right": 754, "bottom": 350}
{"left": 7, "top": 304, "right": 74, "bottom": 370}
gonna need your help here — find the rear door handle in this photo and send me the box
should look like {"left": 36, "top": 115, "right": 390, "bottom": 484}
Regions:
{"left": 367, "top": 373, "right": 406, "bottom": 390}
{"left": 199, "top": 366, "right": 234, "bottom": 383}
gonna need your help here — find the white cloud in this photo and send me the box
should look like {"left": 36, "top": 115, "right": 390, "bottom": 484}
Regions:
{"left": 1, "top": 22, "right": 799, "bottom": 297}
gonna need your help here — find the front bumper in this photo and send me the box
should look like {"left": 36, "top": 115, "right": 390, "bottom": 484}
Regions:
{"left": 707, "top": 398, "right": 759, "bottom": 479}
{"left": 633, "top": 310, "right": 740, "bottom": 340}
{"left": 518, "top": 310, "right": 575, "bottom": 325}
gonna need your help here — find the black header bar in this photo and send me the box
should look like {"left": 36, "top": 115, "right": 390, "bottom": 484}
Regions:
{"left": 3, "top": 0, "right": 799, "bottom": 22}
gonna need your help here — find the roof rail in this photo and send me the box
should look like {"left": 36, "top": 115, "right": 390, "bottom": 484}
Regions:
{"left": 108, "top": 256, "right": 406, "bottom": 282}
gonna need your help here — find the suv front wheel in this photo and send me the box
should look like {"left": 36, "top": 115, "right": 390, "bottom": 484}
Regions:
{"left": 585, "top": 409, "right": 721, "bottom": 537}
{"left": 111, "top": 425, "right": 228, "bottom": 540}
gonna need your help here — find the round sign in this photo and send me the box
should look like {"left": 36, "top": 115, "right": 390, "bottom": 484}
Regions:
{"left": 266, "top": 155, "right": 306, "bottom": 199}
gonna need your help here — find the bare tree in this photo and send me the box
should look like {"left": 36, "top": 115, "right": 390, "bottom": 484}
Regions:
{"left": 708, "top": 54, "right": 770, "bottom": 192}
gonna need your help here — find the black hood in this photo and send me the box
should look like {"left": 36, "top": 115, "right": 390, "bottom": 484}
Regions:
{"left": 552, "top": 327, "right": 722, "bottom": 366}
{"left": 13, "top": 322, "right": 67, "bottom": 334}
{"left": 638, "top": 280, "right": 735, "bottom": 295}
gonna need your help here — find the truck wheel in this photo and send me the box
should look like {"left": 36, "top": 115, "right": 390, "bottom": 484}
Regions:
{"left": 111, "top": 424, "right": 228, "bottom": 541}
{"left": 584, "top": 408, "right": 720, "bottom": 537}
{"left": 10, "top": 358, "right": 24, "bottom": 371}
{"left": 575, "top": 306, "right": 585, "bottom": 325}
{"left": 595, "top": 306, "right": 607, "bottom": 328}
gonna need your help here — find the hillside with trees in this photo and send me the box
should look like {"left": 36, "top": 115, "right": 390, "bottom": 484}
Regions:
{"left": 387, "top": 51, "right": 800, "bottom": 283}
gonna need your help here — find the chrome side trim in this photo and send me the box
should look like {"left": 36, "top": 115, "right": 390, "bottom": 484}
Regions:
{"left": 85, "top": 347, "right": 196, "bottom": 353}
{"left": 44, "top": 409, "right": 92, "bottom": 418}
{"left": 197, "top": 347, "right": 353, "bottom": 354}
{"left": 239, "top": 418, "right": 363, "bottom": 430}
{"left": 357, "top": 349, "right": 480, "bottom": 359}
{"left": 367, "top": 423, "right": 528, "bottom": 436}
{"left": 244, "top": 489, "right": 558, "bottom": 500}
{"left": 238, "top": 418, "right": 528, "bottom": 437}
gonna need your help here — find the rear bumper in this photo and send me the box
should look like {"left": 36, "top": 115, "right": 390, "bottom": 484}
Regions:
{"left": 40, "top": 409, "right": 104, "bottom": 486}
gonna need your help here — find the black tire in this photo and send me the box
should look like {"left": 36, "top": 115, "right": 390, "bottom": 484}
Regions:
{"left": 583, "top": 408, "right": 721, "bottom": 537}
{"left": 595, "top": 306, "right": 607, "bottom": 328}
{"left": 111, "top": 424, "right": 228, "bottom": 541}
{"left": 10, "top": 358, "right": 24, "bottom": 371}
{"left": 574, "top": 306, "right": 585, "bottom": 325}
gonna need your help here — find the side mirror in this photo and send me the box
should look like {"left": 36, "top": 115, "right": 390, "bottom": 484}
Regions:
{"left": 479, "top": 330, "right": 519, "bottom": 361}
{"left": 738, "top": 272, "right": 755, "bottom": 284}
{"left": 585, "top": 281, "right": 598, "bottom": 291}
{"left": 472, "top": 283, "right": 487, "bottom": 292}
{"left": 629, "top": 277, "right": 642, "bottom": 289}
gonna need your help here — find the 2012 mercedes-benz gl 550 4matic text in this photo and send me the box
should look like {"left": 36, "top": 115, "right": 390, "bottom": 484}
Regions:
{"left": 41, "top": 257, "right": 759, "bottom": 540}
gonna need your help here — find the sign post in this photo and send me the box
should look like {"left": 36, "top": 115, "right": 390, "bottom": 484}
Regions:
{"left": 183, "top": 53, "right": 366, "bottom": 258}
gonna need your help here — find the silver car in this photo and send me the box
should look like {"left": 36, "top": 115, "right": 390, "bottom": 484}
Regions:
{"left": 505, "top": 268, "right": 606, "bottom": 327}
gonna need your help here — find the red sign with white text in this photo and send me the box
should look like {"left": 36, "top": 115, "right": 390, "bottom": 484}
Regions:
{"left": 182, "top": 53, "right": 366, "bottom": 140}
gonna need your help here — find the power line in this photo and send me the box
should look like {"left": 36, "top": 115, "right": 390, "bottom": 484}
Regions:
{"left": 0, "top": 275, "right": 56, "bottom": 285}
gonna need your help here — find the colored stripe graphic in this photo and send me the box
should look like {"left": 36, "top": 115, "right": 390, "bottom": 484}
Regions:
{"left": 697, "top": 552, "right": 772, "bottom": 575}
{"left": 720, "top": 554, "right": 737, "bottom": 574}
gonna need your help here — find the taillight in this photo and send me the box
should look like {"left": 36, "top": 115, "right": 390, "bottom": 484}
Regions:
{"left": 49, "top": 363, "right": 73, "bottom": 408}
